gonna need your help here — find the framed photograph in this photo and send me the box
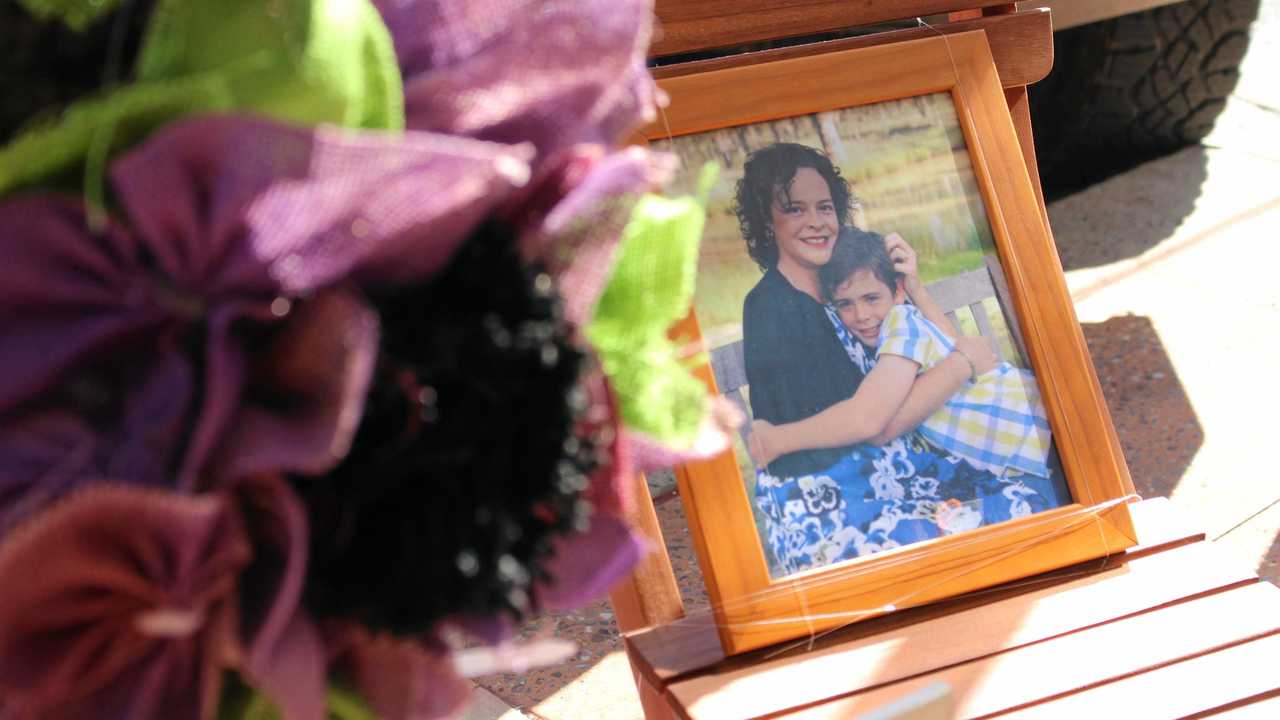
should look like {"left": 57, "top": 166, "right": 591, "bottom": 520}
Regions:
{"left": 643, "top": 31, "right": 1139, "bottom": 655}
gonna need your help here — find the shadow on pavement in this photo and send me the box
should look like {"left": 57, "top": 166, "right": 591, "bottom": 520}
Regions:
{"left": 1050, "top": 149, "right": 1209, "bottom": 272}
{"left": 1079, "top": 314, "right": 1203, "bottom": 499}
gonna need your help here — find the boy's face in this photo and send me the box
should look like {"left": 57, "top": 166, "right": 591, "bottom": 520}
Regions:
{"left": 830, "top": 268, "right": 904, "bottom": 347}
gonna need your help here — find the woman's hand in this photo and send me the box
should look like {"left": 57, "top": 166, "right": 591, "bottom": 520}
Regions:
{"left": 953, "top": 336, "right": 999, "bottom": 378}
{"left": 747, "top": 419, "right": 781, "bottom": 467}
{"left": 884, "top": 233, "right": 922, "bottom": 292}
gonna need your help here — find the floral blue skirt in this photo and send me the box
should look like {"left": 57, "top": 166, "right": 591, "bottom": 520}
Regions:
{"left": 753, "top": 433, "right": 1070, "bottom": 577}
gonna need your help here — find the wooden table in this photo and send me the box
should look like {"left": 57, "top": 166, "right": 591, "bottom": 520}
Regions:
{"left": 623, "top": 498, "right": 1280, "bottom": 718}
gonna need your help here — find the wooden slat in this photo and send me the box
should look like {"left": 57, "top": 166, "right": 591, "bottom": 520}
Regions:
{"left": 1044, "top": 0, "right": 1185, "bottom": 31}
{"left": 666, "top": 540, "right": 1258, "bottom": 718}
{"left": 984, "top": 253, "right": 1029, "bottom": 363}
{"left": 1003, "top": 86, "right": 1048, "bottom": 221}
{"left": 858, "top": 683, "right": 954, "bottom": 720}
{"left": 651, "top": 0, "right": 1019, "bottom": 58}
{"left": 950, "top": 4, "right": 1017, "bottom": 21}
{"left": 998, "top": 632, "right": 1280, "bottom": 719}
{"left": 1196, "top": 691, "right": 1280, "bottom": 718}
{"left": 782, "top": 583, "right": 1280, "bottom": 719}
{"left": 926, "top": 267, "right": 995, "bottom": 313}
{"left": 708, "top": 341, "right": 748, "bottom": 396}
{"left": 628, "top": 498, "right": 1200, "bottom": 689}
{"left": 631, "top": 666, "right": 682, "bottom": 720}
{"left": 652, "top": 9, "right": 1054, "bottom": 90}
{"left": 608, "top": 469, "right": 691, "bottom": 720}
{"left": 626, "top": 612, "right": 727, "bottom": 689}
{"left": 1123, "top": 496, "right": 1205, "bottom": 555}
{"left": 969, "top": 300, "right": 1002, "bottom": 359}
{"left": 609, "top": 471, "right": 685, "bottom": 633}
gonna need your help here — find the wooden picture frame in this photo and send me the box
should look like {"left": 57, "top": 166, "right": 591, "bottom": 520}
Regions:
{"left": 640, "top": 31, "right": 1139, "bottom": 656}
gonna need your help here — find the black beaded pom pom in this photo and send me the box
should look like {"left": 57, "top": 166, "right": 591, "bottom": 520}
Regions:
{"left": 1, "top": 0, "right": 157, "bottom": 144}
{"left": 294, "top": 220, "right": 604, "bottom": 635}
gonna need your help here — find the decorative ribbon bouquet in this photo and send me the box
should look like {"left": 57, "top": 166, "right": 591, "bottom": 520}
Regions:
{"left": 0, "top": 1, "right": 725, "bottom": 717}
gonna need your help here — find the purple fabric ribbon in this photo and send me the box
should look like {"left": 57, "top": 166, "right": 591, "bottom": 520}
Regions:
{"left": 0, "top": 485, "right": 251, "bottom": 720}
{"left": 374, "top": 0, "right": 656, "bottom": 156}
{"left": 0, "top": 117, "right": 533, "bottom": 517}
{"left": 0, "top": 0, "right": 679, "bottom": 716}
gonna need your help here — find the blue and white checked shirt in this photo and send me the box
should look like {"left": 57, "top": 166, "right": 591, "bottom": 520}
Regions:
{"left": 828, "top": 304, "right": 1053, "bottom": 478}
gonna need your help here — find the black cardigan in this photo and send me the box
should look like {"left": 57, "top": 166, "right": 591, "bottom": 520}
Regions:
{"left": 741, "top": 268, "right": 865, "bottom": 477}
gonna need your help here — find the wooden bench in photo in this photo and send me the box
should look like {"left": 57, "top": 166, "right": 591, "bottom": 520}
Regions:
{"left": 608, "top": 3, "right": 1280, "bottom": 718}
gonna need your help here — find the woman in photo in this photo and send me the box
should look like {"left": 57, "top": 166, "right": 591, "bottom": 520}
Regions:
{"left": 735, "top": 142, "right": 1067, "bottom": 575}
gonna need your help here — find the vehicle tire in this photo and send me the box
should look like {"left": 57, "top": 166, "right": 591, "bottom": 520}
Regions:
{"left": 1029, "top": 0, "right": 1260, "bottom": 198}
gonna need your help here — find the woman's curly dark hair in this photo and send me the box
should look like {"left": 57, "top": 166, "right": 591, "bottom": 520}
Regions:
{"left": 733, "top": 143, "right": 853, "bottom": 271}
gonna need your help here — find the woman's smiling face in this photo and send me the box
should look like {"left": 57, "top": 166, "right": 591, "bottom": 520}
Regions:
{"left": 770, "top": 167, "right": 838, "bottom": 275}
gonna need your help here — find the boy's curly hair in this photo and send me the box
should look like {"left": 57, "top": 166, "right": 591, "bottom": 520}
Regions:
{"left": 819, "top": 226, "right": 900, "bottom": 302}
{"left": 733, "top": 143, "right": 853, "bottom": 271}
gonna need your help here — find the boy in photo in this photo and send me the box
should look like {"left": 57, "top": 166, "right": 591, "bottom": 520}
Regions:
{"left": 820, "top": 227, "right": 1053, "bottom": 479}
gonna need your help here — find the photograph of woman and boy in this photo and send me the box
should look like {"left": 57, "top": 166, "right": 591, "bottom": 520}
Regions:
{"left": 738, "top": 143, "right": 1070, "bottom": 576}
{"left": 655, "top": 94, "right": 1075, "bottom": 577}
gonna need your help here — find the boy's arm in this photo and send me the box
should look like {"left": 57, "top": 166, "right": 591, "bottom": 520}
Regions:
{"left": 750, "top": 336, "right": 997, "bottom": 465}
{"left": 870, "top": 335, "right": 997, "bottom": 445}
{"left": 753, "top": 351, "right": 973, "bottom": 463}
{"left": 755, "top": 354, "right": 921, "bottom": 461}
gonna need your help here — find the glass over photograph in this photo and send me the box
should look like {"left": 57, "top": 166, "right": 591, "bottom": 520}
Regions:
{"left": 654, "top": 92, "right": 1071, "bottom": 578}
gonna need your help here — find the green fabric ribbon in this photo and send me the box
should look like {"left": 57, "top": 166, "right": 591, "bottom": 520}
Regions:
{"left": 587, "top": 163, "right": 719, "bottom": 446}
{"left": 1, "top": 0, "right": 404, "bottom": 196}
{"left": 218, "top": 681, "right": 377, "bottom": 720}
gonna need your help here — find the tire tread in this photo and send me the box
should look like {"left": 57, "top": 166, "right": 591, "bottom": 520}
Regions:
{"left": 1029, "top": 0, "right": 1260, "bottom": 196}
